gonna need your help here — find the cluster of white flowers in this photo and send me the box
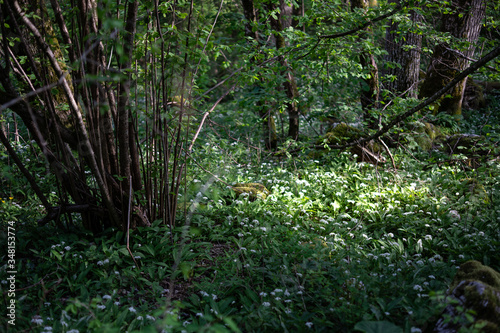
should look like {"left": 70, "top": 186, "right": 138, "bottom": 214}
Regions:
{"left": 97, "top": 259, "right": 110, "bottom": 266}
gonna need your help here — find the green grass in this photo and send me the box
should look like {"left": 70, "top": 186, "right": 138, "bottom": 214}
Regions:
{"left": 1, "top": 139, "right": 500, "bottom": 332}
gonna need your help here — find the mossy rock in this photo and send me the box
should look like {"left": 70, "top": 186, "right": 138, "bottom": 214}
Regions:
{"left": 411, "top": 122, "right": 446, "bottom": 151}
{"left": 444, "top": 133, "right": 485, "bottom": 155}
{"left": 463, "top": 79, "right": 487, "bottom": 110}
{"left": 434, "top": 261, "right": 500, "bottom": 333}
{"left": 450, "top": 260, "right": 500, "bottom": 289}
{"left": 423, "top": 122, "right": 445, "bottom": 142}
{"left": 320, "top": 122, "right": 364, "bottom": 145}
{"left": 231, "top": 183, "right": 270, "bottom": 201}
{"left": 317, "top": 123, "right": 384, "bottom": 164}
{"left": 415, "top": 134, "right": 433, "bottom": 151}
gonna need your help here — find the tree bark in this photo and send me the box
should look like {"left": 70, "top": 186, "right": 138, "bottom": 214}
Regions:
{"left": 420, "top": 0, "right": 486, "bottom": 116}
{"left": 384, "top": 2, "right": 422, "bottom": 98}
{"left": 117, "top": 0, "right": 139, "bottom": 200}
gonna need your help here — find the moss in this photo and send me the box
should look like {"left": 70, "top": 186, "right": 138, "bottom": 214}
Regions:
{"left": 415, "top": 134, "right": 433, "bottom": 151}
{"left": 423, "top": 122, "right": 444, "bottom": 141}
{"left": 317, "top": 123, "right": 385, "bottom": 164}
{"left": 321, "top": 123, "right": 363, "bottom": 145}
{"left": 408, "top": 122, "right": 446, "bottom": 151}
{"left": 232, "top": 183, "right": 270, "bottom": 201}
{"left": 434, "top": 261, "right": 500, "bottom": 333}
{"left": 451, "top": 260, "right": 500, "bottom": 290}
{"left": 463, "top": 79, "right": 487, "bottom": 110}
{"left": 445, "top": 134, "right": 484, "bottom": 154}
{"left": 421, "top": 122, "right": 446, "bottom": 150}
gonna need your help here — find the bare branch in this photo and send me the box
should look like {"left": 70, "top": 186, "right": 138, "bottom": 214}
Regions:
{"left": 11, "top": 0, "right": 120, "bottom": 226}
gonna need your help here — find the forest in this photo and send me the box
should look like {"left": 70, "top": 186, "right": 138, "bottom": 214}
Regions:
{"left": 1, "top": 0, "right": 500, "bottom": 331}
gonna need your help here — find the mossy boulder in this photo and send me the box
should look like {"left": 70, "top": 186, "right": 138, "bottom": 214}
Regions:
{"left": 231, "top": 183, "right": 270, "bottom": 201}
{"left": 321, "top": 122, "right": 364, "bottom": 145}
{"left": 318, "top": 123, "right": 384, "bottom": 164}
{"left": 411, "top": 122, "right": 446, "bottom": 151}
{"left": 451, "top": 261, "right": 500, "bottom": 290}
{"left": 463, "top": 79, "right": 487, "bottom": 110}
{"left": 444, "top": 133, "right": 486, "bottom": 155}
{"left": 434, "top": 261, "right": 500, "bottom": 333}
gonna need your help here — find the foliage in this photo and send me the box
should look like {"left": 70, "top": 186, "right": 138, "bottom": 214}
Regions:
{"left": 1, "top": 0, "right": 500, "bottom": 332}
{"left": 2, "top": 114, "right": 500, "bottom": 330}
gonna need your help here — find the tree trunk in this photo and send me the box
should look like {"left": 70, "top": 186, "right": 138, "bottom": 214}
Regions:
{"left": 420, "top": 0, "right": 486, "bottom": 116}
{"left": 384, "top": 2, "right": 422, "bottom": 98}
{"left": 1, "top": 0, "right": 115, "bottom": 231}
{"left": 269, "top": 4, "right": 301, "bottom": 140}
{"left": 241, "top": 0, "right": 278, "bottom": 149}
{"left": 351, "top": 0, "right": 380, "bottom": 128}
{"left": 0, "top": 0, "right": 156, "bottom": 231}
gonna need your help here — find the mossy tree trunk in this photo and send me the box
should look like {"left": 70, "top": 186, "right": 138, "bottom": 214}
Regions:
{"left": 351, "top": 0, "right": 380, "bottom": 129}
{"left": 419, "top": 0, "right": 486, "bottom": 117}
{"left": 384, "top": 1, "right": 422, "bottom": 99}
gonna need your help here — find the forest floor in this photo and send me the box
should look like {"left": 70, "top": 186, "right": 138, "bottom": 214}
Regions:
{"left": 2, "top": 107, "right": 500, "bottom": 332}
{"left": 1, "top": 148, "right": 500, "bottom": 332}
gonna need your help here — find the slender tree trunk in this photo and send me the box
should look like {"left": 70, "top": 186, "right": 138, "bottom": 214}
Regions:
{"left": 117, "top": 1, "right": 138, "bottom": 199}
{"left": 420, "top": 0, "right": 486, "bottom": 116}
{"left": 384, "top": 2, "right": 422, "bottom": 98}
{"left": 241, "top": 0, "right": 278, "bottom": 149}
{"left": 269, "top": 4, "right": 300, "bottom": 140}
{"left": 352, "top": 0, "right": 380, "bottom": 128}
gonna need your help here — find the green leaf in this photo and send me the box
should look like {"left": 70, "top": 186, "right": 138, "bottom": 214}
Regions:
{"left": 223, "top": 317, "right": 242, "bottom": 333}
{"left": 142, "top": 244, "right": 155, "bottom": 256}
{"left": 354, "top": 321, "right": 403, "bottom": 333}
{"left": 51, "top": 249, "right": 62, "bottom": 260}
{"left": 117, "top": 247, "right": 130, "bottom": 256}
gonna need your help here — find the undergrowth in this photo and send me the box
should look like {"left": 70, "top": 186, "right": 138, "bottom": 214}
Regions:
{"left": 1, "top": 134, "right": 500, "bottom": 332}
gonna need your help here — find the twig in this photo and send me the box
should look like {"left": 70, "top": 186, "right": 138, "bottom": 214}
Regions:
{"left": 379, "top": 138, "right": 396, "bottom": 170}
{"left": 3, "top": 272, "right": 55, "bottom": 294}
{"left": 0, "top": 127, "right": 51, "bottom": 209}
{"left": 188, "top": 84, "right": 236, "bottom": 151}
{"left": 185, "top": 150, "right": 231, "bottom": 187}
{"left": 191, "top": 0, "right": 224, "bottom": 82}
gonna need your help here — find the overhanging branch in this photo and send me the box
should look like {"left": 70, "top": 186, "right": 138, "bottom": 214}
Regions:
{"left": 319, "top": 2, "right": 404, "bottom": 40}
{"left": 296, "top": 2, "right": 406, "bottom": 61}
{"left": 320, "top": 44, "right": 500, "bottom": 150}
